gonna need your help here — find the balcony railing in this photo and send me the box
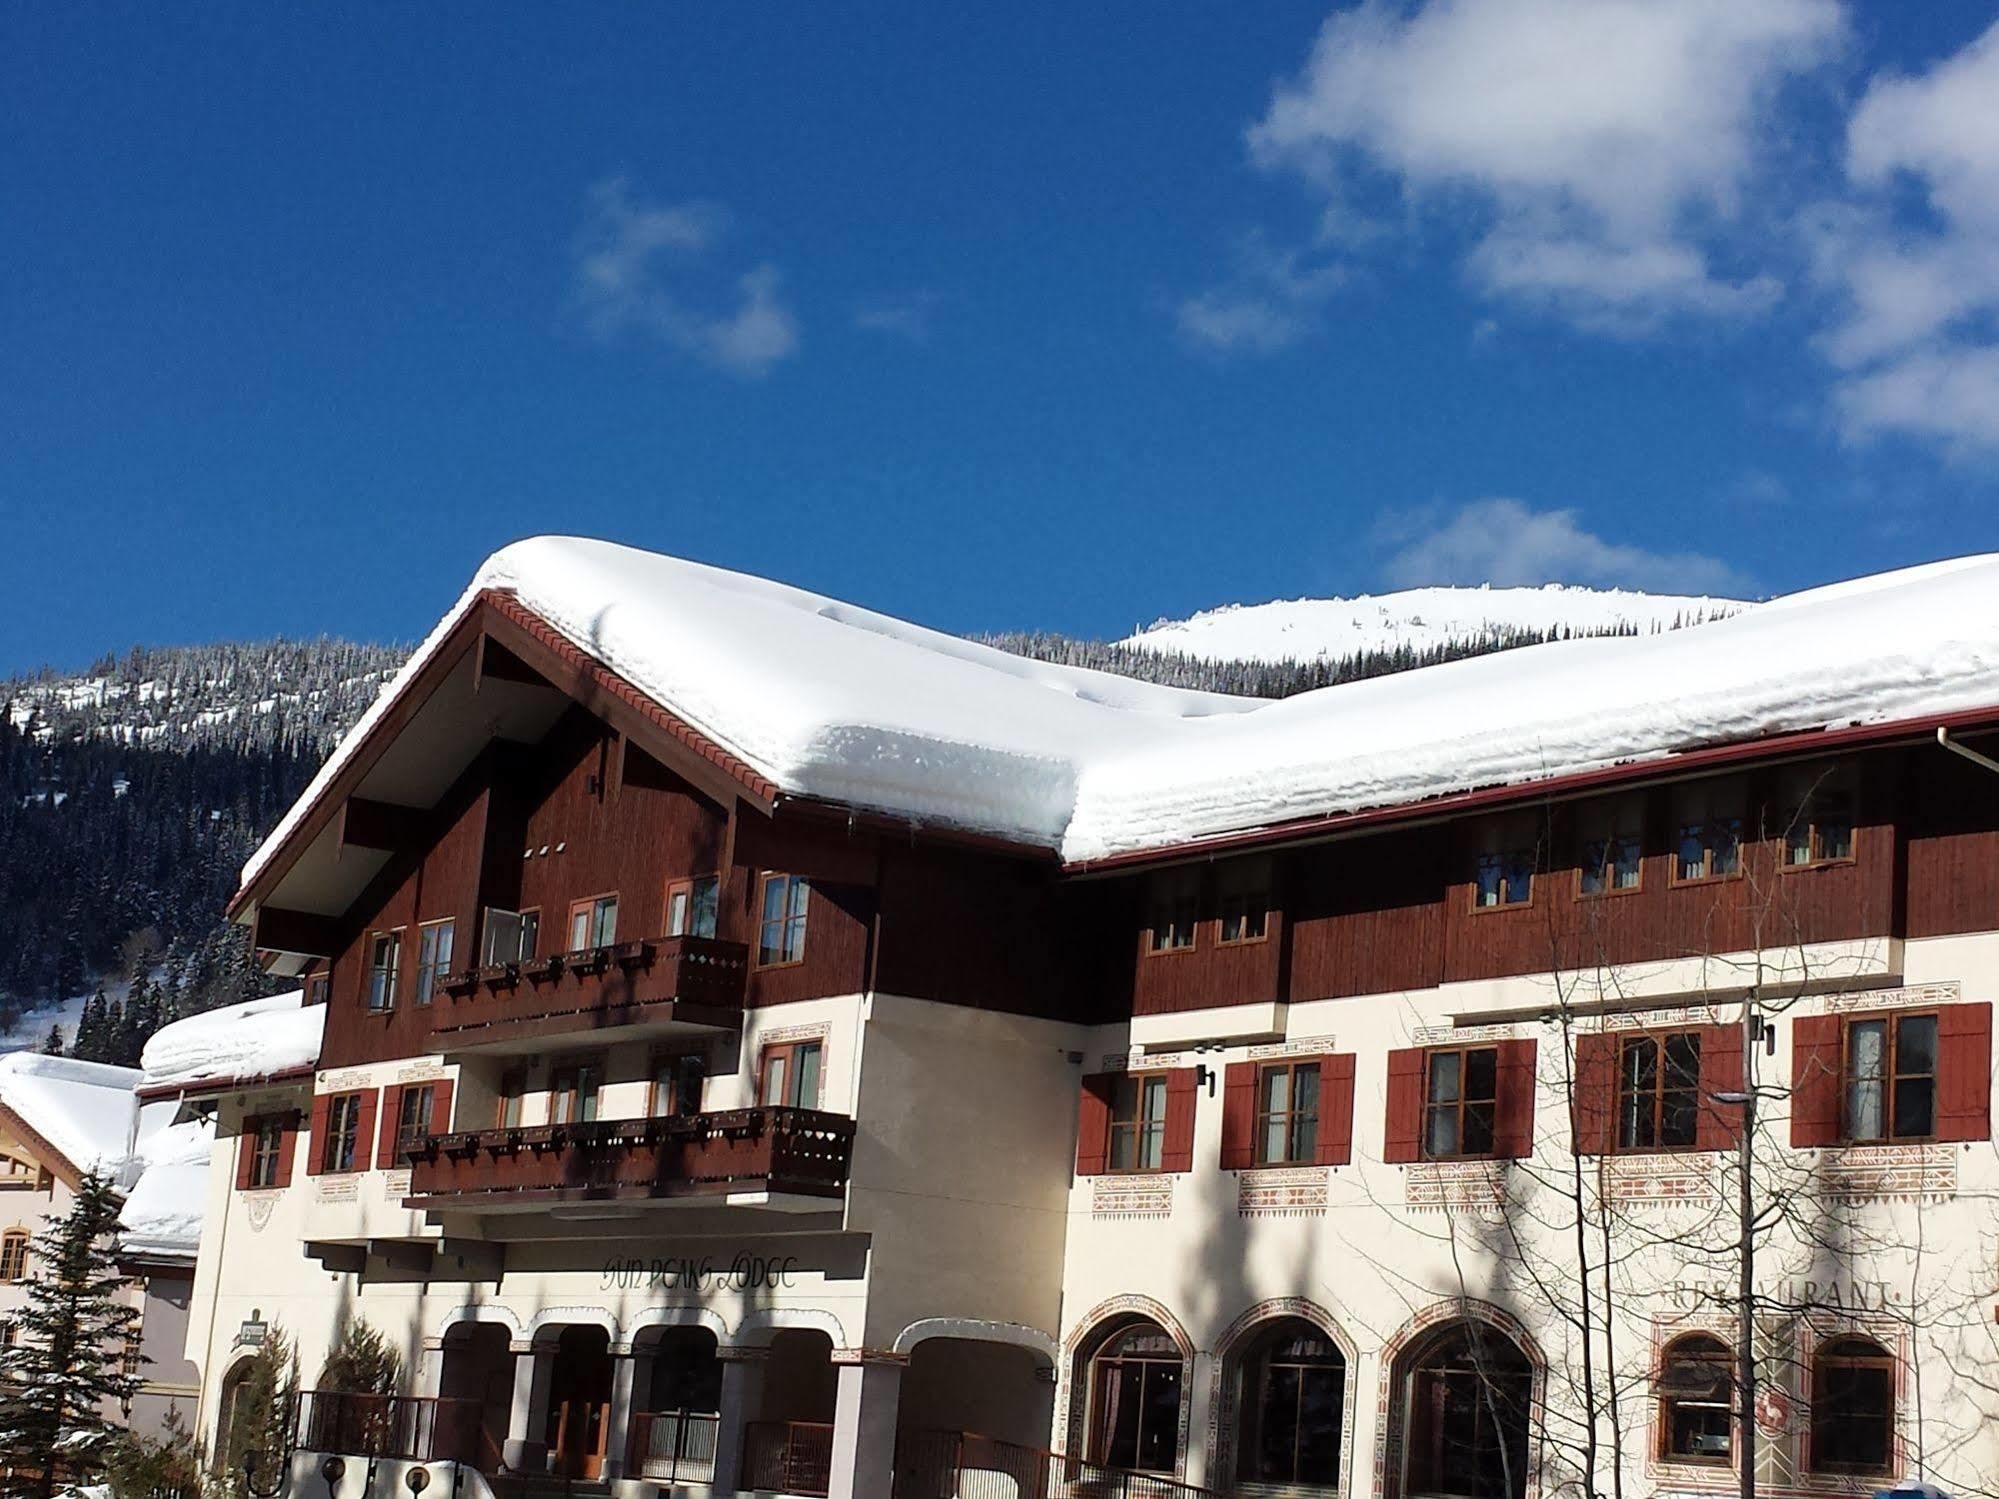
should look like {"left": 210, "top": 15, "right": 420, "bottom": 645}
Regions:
{"left": 294, "top": 1391, "right": 483, "bottom": 1466}
{"left": 430, "top": 935, "right": 748, "bottom": 1049}
{"left": 893, "top": 1430, "right": 1219, "bottom": 1499}
{"left": 744, "top": 1421, "right": 835, "bottom": 1497}
{"left": 630, "top": 1409, "right": 720, "bottom": 1484}
{"left": 404, "top": 1107, "right": 855, "bottom": 1209}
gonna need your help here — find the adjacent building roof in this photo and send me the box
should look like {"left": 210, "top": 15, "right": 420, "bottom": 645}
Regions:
{"left": 0, "top": 1052, "right": 145, "bottom": 1182}
{"left": 241, "top": 538, "right": 1999, "bottom": 879}
{"left": 138, "top": 990, "right": 323, "bottom": 1097}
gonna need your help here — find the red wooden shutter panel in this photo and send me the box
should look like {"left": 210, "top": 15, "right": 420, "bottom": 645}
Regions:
{"left": 430, "top": 1078, "right": 456, "bottom": 1135}
{"left": 1790, "top": 1015, "right": 1843, "bottom": 1147}
{"left": 353, "top": 1091, "right": 378, "bottom": 1172}
{"left": 274, "top": 1112, "right": 298, "bottom": 1189}
{"left": 1494, "top": 1039, "right": 1538, "bottom": 1159}
{"left": 1935, "top": 1001, "right": 1993, "bottom": 1143}
{"left": 1570, "top": 1034, "right": 1617, "bottom": 1157}
{"left": 377, "top": 1085, "right": 404, "bottom": 1168}
{"left": 1696, "top": 1023, "right": 1746, "bottom": 1151}
{"left": 235, "top": 1120, "right": 259, "bottom": 1191}
{"left": 305, "top": 1094, "right": 334, "bottom": 1177}
{"left": 1219, "top": 1063, "right": 1257, "bottom": 1170}
{"left": 1161, "top": 1069, "right": 1198, "bottom": 1173}
{"left": 1317, "top": 1054, "right": 1356, "bottom": 1167}
{"left": 1075, "top": 1074, "right": 1113, "bottom": 1177}
{"left": 1384, "top": 1048, "right": 1426, "bottom": 1164}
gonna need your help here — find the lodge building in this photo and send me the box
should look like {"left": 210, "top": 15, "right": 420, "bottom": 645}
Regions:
{"left": 169, "top": 539, "right": 1999, "bottom": 1499}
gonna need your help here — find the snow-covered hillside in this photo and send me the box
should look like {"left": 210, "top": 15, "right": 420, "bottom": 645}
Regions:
{"left": 1119, "top": 584, "right": 1746, "bottom": 664}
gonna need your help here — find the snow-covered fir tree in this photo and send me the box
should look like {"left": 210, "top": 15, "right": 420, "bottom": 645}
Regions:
{"left": 0, "top": 1170, "right": 144, "bottom": 1498}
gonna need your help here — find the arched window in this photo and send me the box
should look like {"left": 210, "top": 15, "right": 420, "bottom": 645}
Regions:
{"left": 1658, "top": 1334, "right": 1732, "bottom": 1463}
{"left": 1236, "top": 1319, "right": 1344, "bottom": 1489}
{"left": 1086, "top": 1319, "right": 1183, "bottom": 1475}
{"left": 0, "top": 1230, "right": 28, "bottom": 1282}
{"left": 1403, "top": 1322, "right": 1533, "bottom": 1499}
{"left": 1810, "top": 1336, "right": 1895, "bottom": 1476}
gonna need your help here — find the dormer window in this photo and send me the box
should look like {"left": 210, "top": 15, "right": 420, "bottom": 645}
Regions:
{"left": 1781, "top": 762, "right": 1856, "bottom": 868}
{"left": 1145, "top": 869, "right": 1199, "bottom": 954}
{"left": 1578, "top": 797, "right": 1643, "bottom": 896}
{"left": 1673, "top": 779, "right": 1743, "bottom": 883}
{"left": 1217, "top": 859, "right": 1271, "bottom": 946}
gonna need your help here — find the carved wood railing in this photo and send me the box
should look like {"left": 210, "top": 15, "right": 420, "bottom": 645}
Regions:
{"left": 430, "top": 935, "right": 748, "bottom": 1047}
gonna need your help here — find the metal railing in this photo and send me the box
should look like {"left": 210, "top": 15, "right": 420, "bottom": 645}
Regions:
{"left": 630, "top": 1409, "right": 720, "bottom": 1484}
{"left": 294, "top": 1390, "right": 483, "bottom": 1465}
{"left": 744, "top": 1420, "right": 835, "bottom": 1496}
{"left": 893, "top": 1429, "right": 1219, "bottom": 1499}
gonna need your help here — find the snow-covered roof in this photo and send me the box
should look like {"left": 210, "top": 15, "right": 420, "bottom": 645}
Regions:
{"left": 117, "top": 1115, "right": 213, "bottom": 1262}
{"left": 0, "top": 1052, "right": 142, "bottom": 1181}
{"left": 139, "top": 990, "right": 323, "bottom": 1094}
{"left": 243, "top": 539, "right": 1999, "bottom": 875}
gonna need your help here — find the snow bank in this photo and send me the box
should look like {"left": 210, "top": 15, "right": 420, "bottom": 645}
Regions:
{"left": 239, "top": 538, "right": 1999, "bottom": 875}
{"left": 117, "top": 1117, "right": 214, "bottom": 1260}
{"left": 140, "top": 990, "right": 323, "bottom": 1092}
{"left": 1119, "top": 582, "right": 1743, "bottom": 664}
{"left": 0, "top": 1053, "right": 142, "bottom": 1181}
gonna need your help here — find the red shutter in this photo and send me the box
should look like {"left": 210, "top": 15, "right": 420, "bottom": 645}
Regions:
{"left": 1935, "top": 1002, "right": 1993, "bottom": 1143}
{"left": 1161, "top": 1069, "right": 1198, "bottom": 1173}
{"left": 1696, "top": 1023, "right": 1746, "bottom": 1151}
{"left": 1219, "top": 1063, "right": 1257, "bottom": 1170}
{"left": 1571, "top": 1034, "right": 1617, "bottom": 1156}
{"left": 236, "top": 1119, "right": 259, "bottom": 1191}
{"left": 1317, "top": 1054, "right": 1356, "bottom": 1167}
{"left": 274, "top": 1112, "right": 298, "bottom": 1189}
{"left": 1494, "top": 1039, "right": 1538, "bottom": 1160}
{"left": 1790, "top": 1014, "right": 1843, "bottom": 1147}
{"left": 353, "top": 1090, "right": 379, "bottom": 1172}
{"left": 305, "top": 1094, "right": 333, "bottom": 1176}
{"left": 1075, "top": 1074, "right": 1113, "bottom": 1177}
{"left": 430, "top": 1078, "right": 456, "bottom": 1135}
{"left": 377, "top": 1085, "right": 404, "bottom": 1168}
{"left": 1384, "top": 1048, "right": 1426, "bottom": 1164}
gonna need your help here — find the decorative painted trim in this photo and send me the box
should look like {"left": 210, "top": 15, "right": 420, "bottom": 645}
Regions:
{"left": 1206, "top": 1299, "right": 1359, "bottom": 1493}
{"left": 1092, "top": 1175, "right": 1174, "bottom": 1219}
{"left": 525, "top": 1306, "right": 619, "bottom": 1346}
{"left": 891, "top": 1317, "right": 1060, "bottom": 1365}
{"left": 435, "top": 1303, "right": 526, "bottom": 1340}
{"left": 830, "top": 1348, "right": 910, "bottom": 1367}
{"left": 757, "top": 1021, "right": 832, "bottom": 1047}
{"left": 1814, "top": 1143, "right": 1956, "bottom": 1202}
{"left": 716, "top": 1345, "right": 771, "bottom": 1365}
{"left": 1822, "top": 981, "right": 1959, "bottom": 1015}
{"left": 1412, "top": 1021, "right": 1522, "bottom": 1045}
{"left": 1237, "top": 1166, "right": 1328, "bottom": 1217}
{"left": 1404, "top": 1159, "right": 1509, "bottom": 1215}
{"left": 735, "top": 1306, "right": 848, "bottom": 1348}
{"left": 1245, "top": 1034, "right": 1338, "bottom": 1060}
{"left": 624, "top": 1305, "right": 731, "bottom": 1347}
{"left": 1601, "top": 1153, "right": 1724, "bottom": 1206}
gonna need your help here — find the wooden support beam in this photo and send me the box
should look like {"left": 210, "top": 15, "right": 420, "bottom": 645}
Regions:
{"left": 338, "top": 797, "right": 428, "bottom": 854}
{"left": 475, "top": 634, "right": 549, "bottom": 690}
{"left": 368, "top": 1239, "right": 436, "bottom": 1275}
{"left": 304, "top": 1242, "right": 368, "bottom": 1275}
{"left": 253, "top": 907, "right": 342, "bottom": 959}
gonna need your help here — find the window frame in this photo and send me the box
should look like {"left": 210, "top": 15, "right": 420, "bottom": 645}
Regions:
{"left": 1470, "top": 848, "right": 1537, "bottom": 912}
{"left": 365, "top": 929, "right": 404, "bottom": 1013}
{"left": 666, "top": 874, "right": 722, "bottom": 941}
{"left": 1252, "top": 1060, "right": 1322, "bottom": 1166}
{"left": 247, "top": 1116, "right": 286, "bottom": 1189}
{"left": 414, "top": 918, "right": 455, "bottom": 1005}
{"left": 1143, "top": 869, "right": 1200, "bottom": 956}
{"left": 1780, "top": 768, "right": 1857, "bottom": 873}
{"left": 0, "top": 1230, "right": 29, "bottom": 1283}
{"left": 566, "top": 893, "right": 620, "bottom": 954}
{"left": 1808, "top": 1336, "right": 1897, "bottom": 1476}
{"left": 1421, "top": 1045, "right": 1501, "bottom": 1161}
{"left": 1840, "top": 1010, "right": 1938, "bottom": 1144}
{"left": 481, "top": 906, "right": 541, "bottom": 967}
{"left": 321, "top": 1092, "right": 365, "bottom": 1174}
{"left": 758, "top": 1039, "right": 824, "bottom": 1110}
{"left": 1576, "top": 798, "right": 1646, "bottom": 900}
{"left": 649, "top": 1049, "right": 706, "bottom": 1117}
{"left": 1216, "top": 860, "right": 1271, "bottom": 948}
{"left": 1656, "top": 1333, "right": 1733, "bottom": 1466}
{"left": 1105, "top": 1070, "right": 1172, "bottom": 1175}
{"left": 1670, "top": 781, "right": 1746, "bottom": 887}
{"left": 755, "top": 873, "right": 811, "bottom": 969}
{"left": 1614, "top": 1029, "right": 1704, "bottom": 1154}
{"left": 548, "top": 1057, "right": 603, "bottom": 1126}
{"left": 395, "top": 1083, "right": 436, "bottom": 1160}
{"left": 495, "top": 1068, "right": 528, "bottom": 1130}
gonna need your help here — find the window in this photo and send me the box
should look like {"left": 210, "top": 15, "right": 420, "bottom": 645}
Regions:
{"left": 1844, "top": 1011, "right": 1936, "bottom": 1142}
{"left": 651, "top": 1052, "right": 706, "bottom": 1117}
{"left": 482, "top": 907, "right": 540, "bottom": 966}
{"left": 1255, "top": 1061, "right": 1321, "bottom": 1166}
{"left": 1473, "top": 845, "right": 1536, "bottom": 907}
{"left": 1617, "top": 1032, "right": 1702, "bottom": 1151}
{"left": 666, "top": 876, "right": 720, "bottom": 940}
{"left": 1674, "top": 781, "right": 1743, "bottom": 882}
{"left": 1087, "top": 1321, "right": 1183, "bottom": 1475}
{"left": 0, "top": 1321, "right": 14, "bottom": 1348}
{"left": 415, "top": 920, "right": 455, "bottom": 1004}
{"left": 366, "top": 930, "right": 402, "bottom": 1012}
{"left": 550, "top": 1060, "right": 601, "bottom": 1125}
{"left": 248, "top": 1117, "right": 286, "bottom": 1189}
{"left": 1145, "top": 869, "right": 1198, "bottom": 953}
{"left": 305, "top": 972, "right": 330, "bottom": 1007}
{"left": 1424, "top": 1047, "right": 1498, "bottom": 1159}
{"left": 1783, "top": 765, "right": 1855, "bottom": 868}
{"left": 0, "top": 1231, "right": 28, "bottom": 1283}
{"left": 496, "top": 1069, "right": 527, "bottom": 1129}
{"left": 1810, "top": 1337, "right": 1895, "bottom": 1474}
{"left": 759, "top": 1040, "right": 823, "bottom": 1110}
{"left": 1659, "top": 1334, "right": 1732, "bottom": 1463}
{"left": 321, "top": 1093, "right": 363, "bottom": 1174}
{"left": 1108, "top": 1073, "right": 1170, "bottom": 1173}
{"left": 1578, "top": 799, "right": 1643, "bottom": 896}
{"left": 395, "top": 1084, "right": 435, "bottom": 1159}
{"left": 1218, "top": 859, "right": 1270, "bottom": 945}
{"left": 568, "top": 895, "right": 619, "bottom": 952}
{"left": 1237, "top": 1320, "right": 1344, "bottom": 1488}
{"left": 1403, "top": 1324, "right": 1533, "bottom": 1499}
{"left": 757, "top": 875, "right": 809, "bottom": 967}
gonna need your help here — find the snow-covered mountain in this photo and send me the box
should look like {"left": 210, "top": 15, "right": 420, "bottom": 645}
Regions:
{"left": 1118, "top": 584, "right": 1747, "bottom": 665}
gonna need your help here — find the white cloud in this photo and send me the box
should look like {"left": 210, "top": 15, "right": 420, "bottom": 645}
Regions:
{"left": 852, "top": 291, "right": 942, "bottom": 342}
{"left": 571, "top": 176, "right": 799, "bottom": 379}
{"left": 1381, "top": 498, "right": 1753, "bottom": 595}
{"left": 1815, "top": 19, "right": 1999, "bottom": 453}
{"left": 1175, "top": 233, "right": 1348, "bottom": 354}
{"left": 1249, "top": 0, "right": 1843, "bottom": 330}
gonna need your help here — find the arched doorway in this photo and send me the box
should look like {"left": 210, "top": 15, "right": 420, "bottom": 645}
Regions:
{"left": 542, "top": 1326, "right": 614, "bottom": 1479}
{"left": 437, "top": 1322, "right": 516, "bottom": 1471}
{"left": 1394, "top": 1320, "right": 1534, "bottom": 1499}
{"left": 1229, "top": 1316, "right": 1347, "bottom": 1492}
{"left": 1081, "top": 1318, "right": 1185, "bottom": 1476}
{"left": 632, "top": 1326, "right": 723, "bottom": 1483}
{"left": 211, "top": 1356, "right": 257, "bottom": 1480}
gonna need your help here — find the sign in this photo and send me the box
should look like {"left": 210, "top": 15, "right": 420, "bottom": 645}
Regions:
{"left": 237, "top": 1319, "right": 268, "bottom": 1348}
{"left": 601, "top": 1254, "right": 800, "bottom": 1292}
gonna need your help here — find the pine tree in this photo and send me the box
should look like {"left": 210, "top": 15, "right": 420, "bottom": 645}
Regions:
{"left": 220, "top": 1324, "right": 296, "bottom": 1499}
{"left": 0, "top": 1169, "right": 144, "bottom": 1497}
{"left": 102, "top": 1404, "right": 204, "bottom": 1499}
{"left": 39, "top": 1024, "right": 61, "bottom": 1057}
{"left": 316, "top": 1315, "right": 403, "bottom": 1394}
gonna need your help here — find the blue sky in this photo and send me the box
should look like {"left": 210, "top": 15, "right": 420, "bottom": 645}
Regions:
{"left": 4, "top": 2, "right": 1998, "bottom": 674}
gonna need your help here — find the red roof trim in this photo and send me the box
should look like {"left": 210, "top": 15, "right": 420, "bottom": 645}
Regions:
{"left": 135, "top": 1063, "right": 317, "bottom": 1103}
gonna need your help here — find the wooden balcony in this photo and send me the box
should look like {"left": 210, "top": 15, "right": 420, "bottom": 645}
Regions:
{"left": 429, "top": 935, "right": 747, "bottom": 1053}
{"left": 403, "top": 1107, "right": 855, "bottom": 1213}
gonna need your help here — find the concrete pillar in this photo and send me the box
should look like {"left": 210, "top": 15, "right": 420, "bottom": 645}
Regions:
{"left": 708, "top": 1346, "right": 767, "bottom": 1496}
{"left": 827, "top": 1353, "right": 905, "bottom": 1499}
{"left": 502, "top": 1344, "right": 555, "bottom": 1471}
{"left": 601, "top": 1347, "right": 650, "bottom": 1482}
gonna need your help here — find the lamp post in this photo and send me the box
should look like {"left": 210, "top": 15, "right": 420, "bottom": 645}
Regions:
{"left": 1713, "top": 990, "right": 1761, "bottom": 1499}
